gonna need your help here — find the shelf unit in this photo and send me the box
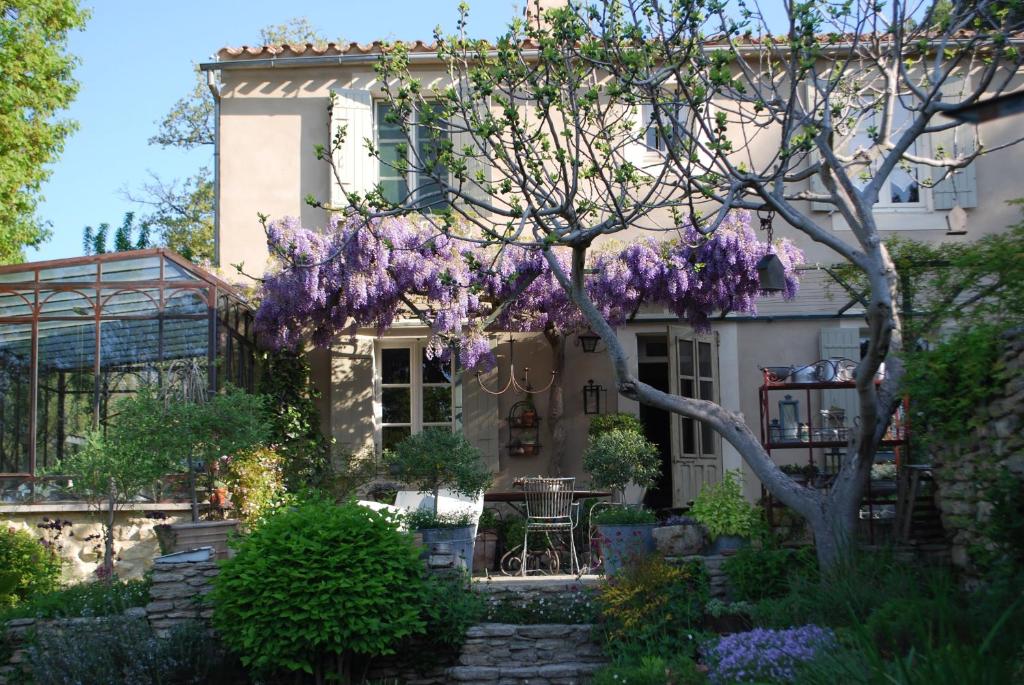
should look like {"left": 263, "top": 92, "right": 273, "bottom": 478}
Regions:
{"left": 758, "top": 371, "right": 911, "bottom": 542}
{"left": 505, "top": 400, "right": 541, "bottom": 457}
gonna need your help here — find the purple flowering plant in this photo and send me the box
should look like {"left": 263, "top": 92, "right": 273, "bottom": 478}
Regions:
{"left": 705, "top": 625, "right": 836, "bottom": 684}
{"left": 255, "top": 211, "right": 801, "bottom": 366}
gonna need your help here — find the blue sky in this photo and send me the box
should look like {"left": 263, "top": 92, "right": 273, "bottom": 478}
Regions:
{"left": 34, "top": 0, "right": 519, "bottom": 261}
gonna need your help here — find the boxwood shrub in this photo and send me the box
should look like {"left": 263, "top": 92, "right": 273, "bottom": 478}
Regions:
{"left": 211, "top": 498, "right": 429, "bottom": 682}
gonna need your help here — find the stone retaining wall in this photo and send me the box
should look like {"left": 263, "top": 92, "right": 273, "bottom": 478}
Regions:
{"left": 933, "top": 329, "right": 1024, "bottom": 582}
{"left": 145, "top": 560, "right": 218, "bottom": 637}
{"left": 449, "top": 623, "right": 605, "bottom": 684}
{"left": 0, "top": 609, "right": 148, "bottom": 684}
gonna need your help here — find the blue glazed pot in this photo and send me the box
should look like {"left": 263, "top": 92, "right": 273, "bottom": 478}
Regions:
{"left": 419, "top": 525, "right": 475, "bottom": 575}
{"left": 706, "top": 534, "right": 749, "bottom": 555}
{"left": 596, "top": 523, "right": 657, "bottom": 575}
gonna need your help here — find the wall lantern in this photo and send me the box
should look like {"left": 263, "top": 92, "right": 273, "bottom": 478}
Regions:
{"left": 779, "top": 394, "right": 800, "bottom": 441}
{"left": 582, "top": 379, "right": 606, "bottom": 415}
{"left": 578, "top": 331, "right": 601, "bottom": 353}
{"left": 756, "top": 208, "right": 787, "bottom": 293}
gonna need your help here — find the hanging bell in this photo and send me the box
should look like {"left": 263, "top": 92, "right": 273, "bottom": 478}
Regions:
{"left": 756, "top": 253, "right": 787, "bottom": 293}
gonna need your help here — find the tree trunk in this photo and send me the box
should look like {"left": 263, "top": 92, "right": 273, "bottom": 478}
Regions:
{"left": 543, "top": 328, "right": 567, "bottom": 476}
{"left": 104, "top": 479, "right": 115, "bottom": 580}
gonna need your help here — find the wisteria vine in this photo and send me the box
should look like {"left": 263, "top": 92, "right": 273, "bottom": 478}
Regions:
{"left": 255, "top": 212, "right": 802, "bottom": 370}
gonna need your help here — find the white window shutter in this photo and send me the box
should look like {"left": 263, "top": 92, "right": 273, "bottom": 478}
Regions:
{"left": 452, "top": 95, "right": 492, "bottom": 208}
{"left": 930, "top": 76, "right": 978, "bottom": 210}
{"left": 820, "top": 327, "right": 861, "bottom": 428}
{"left": 623, "top": 104, "right": 651, "bottom": 170}
{"left": 458, "top": 359, "right": 500, "bottom": 473}
{"left": 329, "top": 89, "right": 376, "bottom": 209}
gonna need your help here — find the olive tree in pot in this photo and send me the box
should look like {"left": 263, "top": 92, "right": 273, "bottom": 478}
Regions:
{"left": 689, "top": 470, "right": 763, "bottom": 554}
{"left": 384, "top": 429, "right": 492, "bottom": 574}
{"left": 584, "top": 427, "right": 661, "bottom": 574}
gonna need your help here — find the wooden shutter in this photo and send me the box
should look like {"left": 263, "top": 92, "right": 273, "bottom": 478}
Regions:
{"left": 931, "top": 76, "right": 978, "bottom": 210}
{"left": 329, "top": 89, "right": 376, "bottom": 209}
{"left": 330, "top": 336, "right": 376, "bottom": 456}
{"left": 820, "top": 327, "right": 861, "bottom": 426}
{"left": 451, "top": 94, "right": 493, "bottom": 207}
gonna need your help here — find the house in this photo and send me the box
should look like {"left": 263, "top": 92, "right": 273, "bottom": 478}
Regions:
{"left": 197, "top": 8, "right": 1024, "bottom": 512}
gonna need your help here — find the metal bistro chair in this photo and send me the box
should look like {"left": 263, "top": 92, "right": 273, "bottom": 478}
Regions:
{"left": 521, "top": 477, "right": 579, "bottom": 576}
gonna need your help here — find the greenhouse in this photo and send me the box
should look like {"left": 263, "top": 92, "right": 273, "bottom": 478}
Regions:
{"left": 0, "top": 249, "right": 257, "bottom": 502}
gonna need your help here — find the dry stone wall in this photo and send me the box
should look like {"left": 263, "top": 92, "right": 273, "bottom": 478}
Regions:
{"left": 0, "top": 508, "right": 186, "bottom": 582}
{"left": 933, "top": 329, "right": 1024, "bottom": 582}
{"left": 145, "top": 560, "right": 218, "bottom": 637}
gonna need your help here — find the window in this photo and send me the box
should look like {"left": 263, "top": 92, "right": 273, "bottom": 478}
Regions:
{"left": 377, "top": 342, "right": 456, "bottom": 452}
{"left": 376, "top": 103, "right": 449, "bottom": 211}
{"left": 642, "top": 102, "right": 687, "bottom": 152}
{"left": 846, "top": 95, "right": 926, "bottom": 208}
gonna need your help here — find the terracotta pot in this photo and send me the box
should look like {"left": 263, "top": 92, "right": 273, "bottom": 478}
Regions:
{"left": 209, "top": 487, "right": 230, "bottom": 508}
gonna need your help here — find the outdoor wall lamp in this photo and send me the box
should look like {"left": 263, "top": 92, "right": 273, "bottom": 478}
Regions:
{"left": 583, "top": 379, "right": 606, "bottom": 415}
{"left": 578, "top": 331, "right": 601, "bottom": 353}
{"left": 756, "top": 208, "right": 787, "bottom": 293}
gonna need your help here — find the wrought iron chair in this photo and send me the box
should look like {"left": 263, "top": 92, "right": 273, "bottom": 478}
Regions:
{"left": 521, "top": 477, "right": 578, "bottom": 575}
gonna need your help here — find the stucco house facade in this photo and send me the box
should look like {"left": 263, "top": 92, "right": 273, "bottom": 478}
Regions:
{"left": 199, "top": 26, "right": 1024, "bottom": 509}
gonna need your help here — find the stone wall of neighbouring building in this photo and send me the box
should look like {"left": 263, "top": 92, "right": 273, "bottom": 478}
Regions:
{"left": 0, "top": 506, "right": 189, "bottom": 582}
{"left": 933, "top": 329, "right": 1024, "bottom": 582}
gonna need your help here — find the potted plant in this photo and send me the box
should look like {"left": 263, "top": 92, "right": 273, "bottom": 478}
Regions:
{"left": 592, "top": 506, "right": 658, "bottom": 575}
{"left": 689, "top": 470, "right": 763, "bottom": 554}
{"left": 583, "top": 427, "right": 660, "bottom": 504}
{"left": 384, "top": 429, "right": 492, "bottom": 574}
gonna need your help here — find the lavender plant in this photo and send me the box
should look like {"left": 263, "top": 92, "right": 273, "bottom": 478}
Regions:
{"left": 705, "top": 625, "right": 836, "bottom": 684}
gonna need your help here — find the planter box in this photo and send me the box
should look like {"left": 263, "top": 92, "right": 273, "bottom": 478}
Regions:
{"left": 165, "top": 520, "right": 240, "bottom": 560}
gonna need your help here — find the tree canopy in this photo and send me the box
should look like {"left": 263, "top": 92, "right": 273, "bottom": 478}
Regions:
{"left": 0, "top": 0, "right": 88, "bottom": 264}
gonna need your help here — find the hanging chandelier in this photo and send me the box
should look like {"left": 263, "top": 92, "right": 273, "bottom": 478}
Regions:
{"left": 476, "top": 335, "right": 557, "bottom": 396}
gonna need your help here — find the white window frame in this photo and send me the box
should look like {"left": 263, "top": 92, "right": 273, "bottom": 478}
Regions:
{"left": 374, "top": 102, "right": 449, "bottom": 210}
{"left": 374, "top": 339, "right": 456, "bottom": 453}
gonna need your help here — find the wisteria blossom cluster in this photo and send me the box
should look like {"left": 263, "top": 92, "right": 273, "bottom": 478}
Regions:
{"left": 256, "top": 212, "right": 801, "bottom": 369}
{"left": 704, "top": 625, "right": 836, "bottom": 684}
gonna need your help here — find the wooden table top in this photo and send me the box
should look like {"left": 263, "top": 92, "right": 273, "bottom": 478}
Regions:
{"left": 484, "top": 490, "right": 612, "bottom": 503}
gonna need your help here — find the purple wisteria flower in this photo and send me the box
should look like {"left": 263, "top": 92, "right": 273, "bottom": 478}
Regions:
{"left": 705, "top": 625, "right": 836, "bottom": 684}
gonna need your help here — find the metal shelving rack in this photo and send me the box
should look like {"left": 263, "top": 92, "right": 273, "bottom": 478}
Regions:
{"left": 758, "top": 370, "right": 911, "bottom": 541}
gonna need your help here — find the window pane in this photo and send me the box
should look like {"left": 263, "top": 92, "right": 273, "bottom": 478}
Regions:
{"left": 422, "top": 350, "right": 450, "bottom": 384}
{"left": 701, "top": 421, "right": 715, "bottom": 455}
{"left": 422, "top": 386, "right": 452, "bottom": 423}
{"left": 699, "top": 380, "right": 714, "bottom": 402}
{"left": 381, "top": 387, "right": 410, "bottom": 424}
{"left": 678, "top": 340, "right": 694, "bottom": 377}
{"left": 682, "top": 417, "right": 696, "bottom": 454}
{"left": 698, "top": 342, "right": 712, "bottom": 378}
{"left": 680, "top": 379, "right": 694, "bottom": 399}
{"left": 381, "top": 348, "right": 410, "bottom": 384}
{"left": 889, "top": 169, "right": 919, "bottom": 203}
{"left": 0, "top": 323, "right": 32, "bottom": 474}
{"left": 415, "top": 104, "right": 449, "bottom": 211}
{"left": 382, "top": 426, "right": 411, "bottom": 452}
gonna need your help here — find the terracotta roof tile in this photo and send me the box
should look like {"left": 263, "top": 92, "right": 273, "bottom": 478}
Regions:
{"left": 216, "top": 40, "right": 443, "bottom": 61}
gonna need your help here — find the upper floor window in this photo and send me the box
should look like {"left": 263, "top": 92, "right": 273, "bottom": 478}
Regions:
{"left": 376, "top": 103, "right": 449, "bottom": 211}
{"left": 846, "top": 95, "right": 926, "bottom": 208}
{"left": 377, "top": 342, "right": 455, "bottom": 452}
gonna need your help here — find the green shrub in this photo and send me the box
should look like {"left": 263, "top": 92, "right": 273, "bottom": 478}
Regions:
{"left": 212, "top": 499, "right": 428, "bottom": 682}
{"left": 26, "top": 618, "right": 243, "bottom": 685}
{"left": 688, "top": 470, "right": 762, "bottom": 539}
{"left": 215, "top": 446, "right": 287, "bottom": 525}
{"left": 583, "top": 429, "right": 661, "bottom": 495}
{"left": 722, "top": 544, "right": 817, "bottom": 602}
{"left": 0, "top": 527, "right": 62, "bottom": 608}
{"left": 751, "top": 550, "right": 952, "bottom": 629}
{"left": 482, "top": 587, "right": 597, "bottom": 624}
{"left": 0, "top": 577, "right": 149, "bottom": 621}
{"left": 414, "top": 572, "right": 486, "bottom": 654}
{"left": 592, "top": 655, "right": 706, "bottom": 685}
{"left": 588, "top": 412, "right": 644, "bottom": 437}
{"left": 383, "top": 429, "right": 492, "bottom": 514}
{"left": 596, "top": 557, "right": 708, "bottom": 663}
{"left": 593, "top": 506, "right": 658, "bottom": 525}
